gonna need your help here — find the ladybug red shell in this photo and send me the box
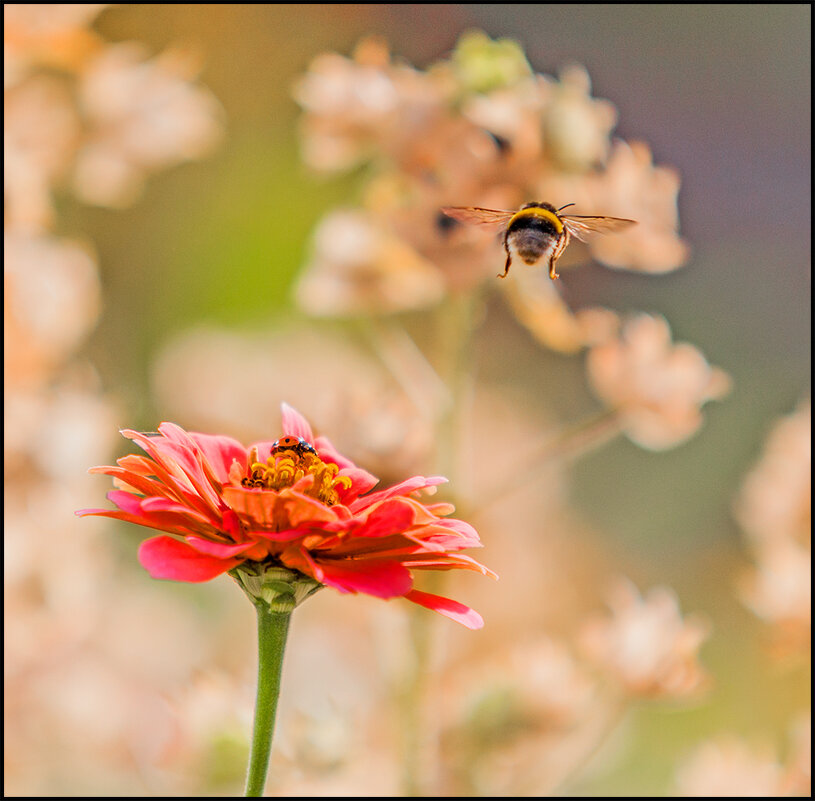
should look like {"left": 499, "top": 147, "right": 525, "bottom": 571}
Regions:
{"left": 271, "top": 435, "right": 317, "bottom": 456}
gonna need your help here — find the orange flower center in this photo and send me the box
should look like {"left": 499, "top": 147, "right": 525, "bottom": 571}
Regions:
{"left": 241, "top": 447, "right": 351, "bottom": 506}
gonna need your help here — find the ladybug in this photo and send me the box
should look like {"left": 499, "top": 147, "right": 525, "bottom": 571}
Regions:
{"left": 270, "top": 434, "right": 317, "bottom": 457}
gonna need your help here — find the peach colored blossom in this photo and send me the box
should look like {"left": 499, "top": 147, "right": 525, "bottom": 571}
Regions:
{"left": 579, "top": 579, "right": 710, "bottom": 699}
{"left": 294, "top": 37, "right": 442, "bottom": 173}
{"left": 740, "top": 538, "right": 811, "bottom": 633}
{"left": 542, "top": 141, "right": 689, "bottom": 273}
{"left": 295, "top": 209, "right": 446, "bottom": 316}
{"left": 3, "top": 3, "right": 108, "bottom": 88}
{"left": 586, "top": 313, "right": 731, "bottom": 450}
{"left": 4, "top": 232, "right": 100, "bottom": 385}
{"left": 782, "top": 715, "right": 811, "bottom": 796}
{"left": 502, "top": 266, "right": 621, "bottom": 353}
{"left": 735, "top": 400, "right": 811, "bottom": 548}
{"left": 438, "top": 636, "right": 619, "bottom": 796}
{"left": 540, "top": 64, "right": 617, "bottom": 172}
{"left": 676, "top": 738, "right": 785, "bottom": 797}
{"left": 735, "top": 401, "right": 810, "bottom": 651}
{"left": 4, "top": 77, "right": 80, "bottom": 230}
{"left": 73, "top": 43, "right": 223, "bottom": 207}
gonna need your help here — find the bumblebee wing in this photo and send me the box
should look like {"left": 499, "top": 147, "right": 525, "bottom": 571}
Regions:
{"left": 440, "top": 206, "right": 516, "bottom": 229}
{"left": 561, "top": 215, "right": 637, "bottom": 242}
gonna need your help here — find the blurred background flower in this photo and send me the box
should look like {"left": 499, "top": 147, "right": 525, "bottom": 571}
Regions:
{"left": 4, "top": 4, "right": 810, "bottom": 797}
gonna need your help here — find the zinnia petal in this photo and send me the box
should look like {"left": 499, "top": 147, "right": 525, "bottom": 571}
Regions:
{"left": 138, "top": 536, "right": 243, "bottom": 582}
{"left": 307, "top": 557, "right": 414, "bottom": 598}
{"left": 353, "top": 497, "right": 417, "bottom": 538}
{"left": 188, "top": 432, "right": 248, "bottom": 483}
{"left": 185, "top": 535, "right": 262, "bottom": 559}
{"left": 349, "top": 475, "right": 447, "bottom": 513}
{"left": 405, "top": 589, "right": 485, "bottom": 629}
{"left": 280, "top": 402, "right": 314, "bottom": 441}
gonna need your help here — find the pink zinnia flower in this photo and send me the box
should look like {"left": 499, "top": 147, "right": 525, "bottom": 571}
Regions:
{"left": 78, "top": 404, "right": 494, "bottom": 628}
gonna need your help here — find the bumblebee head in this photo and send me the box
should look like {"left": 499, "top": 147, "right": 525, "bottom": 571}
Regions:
{"left": 521, "top": 201, "right": 560, "bottom": 214}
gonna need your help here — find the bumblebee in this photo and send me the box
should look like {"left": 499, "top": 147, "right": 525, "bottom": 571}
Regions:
{"left": 440, "top": 201, "right": 636, "bottom": 279}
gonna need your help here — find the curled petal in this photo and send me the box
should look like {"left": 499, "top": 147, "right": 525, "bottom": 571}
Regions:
{"left": 349, "top": 475, "right": 447, "bottom": 513}
{"left": 76, "top": 507, "right": 204, "bottom": 538}
{"left": 432, "top": 517, "right": 483, "bottom": 547}
{"left": 121, "top": 427, "right": 222, "bottom": 512}
{"left": 189, "top": 432, "right": 248, "bottom": 483}
{"left": 405, "top": 589, "right": 484, "bottom": 629}
{"left": 402, "top": 551, "right": 498, "bottom": 578}
{"left": 138, "top": 536, "right": 242, "bottom": 582}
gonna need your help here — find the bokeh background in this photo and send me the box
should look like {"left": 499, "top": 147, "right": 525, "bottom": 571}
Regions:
{"left": 5, "top": 4, "right": 810, "bottom": 797}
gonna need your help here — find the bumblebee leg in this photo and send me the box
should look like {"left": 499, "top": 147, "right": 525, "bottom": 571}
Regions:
{"left": 498, "top": 252, "right": 512, "bottom": 278}
{"left": 548, "top": 231, "right": 570, "bottom": 280}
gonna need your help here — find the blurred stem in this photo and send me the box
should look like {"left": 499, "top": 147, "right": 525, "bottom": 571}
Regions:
{"left": 398, "top": 597, "right": 434, "bottom": 797}
{"left": 399, "top": 289, "right": 482, "bottom": 797}
{"left": 548, "top": 692, "right": 629, "bottom": 795}
{"left": 434, "top": 289, "right": 481, "bottom": 482}
{"left": 244, "top": 605, "right": 292, "bottom": 797}
{"left": 476, "top": 408, "right": 623, "bottom": 513}
{"left": 359, "top": 316, "right": 450, "bottom": 419}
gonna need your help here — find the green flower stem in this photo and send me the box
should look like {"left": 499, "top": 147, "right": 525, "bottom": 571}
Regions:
{"left": 244, "top": 604, "right": 292, "bottom": 797}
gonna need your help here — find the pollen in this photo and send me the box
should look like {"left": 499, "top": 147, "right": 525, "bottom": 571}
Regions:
{"left": 241, "top": 447, "right": 352, "bottom": 506}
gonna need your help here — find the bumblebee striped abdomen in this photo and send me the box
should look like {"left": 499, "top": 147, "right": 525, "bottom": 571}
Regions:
{"left": 505, "top": 204, "right": 563, "bottom": 265}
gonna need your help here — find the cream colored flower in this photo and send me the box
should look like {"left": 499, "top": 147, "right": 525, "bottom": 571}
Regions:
{"left": 676, "top": 738, "right": 785, "bottom": 797}
{"left": 735, "top": 400, "right": 811, "bottom": 548}
{"left": 782, "top": 715, "right": 811, "bottom": 797}
{"left": 439, "top": 637, "right": 603, "bottom": 795}
{"left": 294, "top": 37, "right": 440, "bottom": 173}
{"left": 73, "top": 43, "right": 223, "bottom": 207}
{"left": 4, "top": 232, "right": 100, "bottom": 385}
{"left": 4, "top": 3, "right": 108, "bottom": 88}
{"left": 579, "top": 579, "right": 710, "bottom": 699}
{"left": 741, "top": 538, "right": 811, "bottom": 632}
{"left": 4, "top": 77, "right": 80, "bottom": 230}
{"left": 446, "top": 29, "right": 532, "bottom": 96}
{"left": 735, "top": 401, "right": 810, "bottom": 649}
{"left": 295, "top": 209, "right": 446, "bottom": 316}
{"left": 502, "top": 267, "right": 621, "bottom": 354}
{"left": 448, "top": 637, "right": 596, "bottom": 734}
{"left": 586, "top": 313, "right": 731, "bottom": 450}
{"left": 541, "top": 64, "right": 616, "bottom": 173}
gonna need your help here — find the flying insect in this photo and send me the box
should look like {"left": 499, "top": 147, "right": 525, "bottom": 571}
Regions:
{"left": 440, "top": 201, "right": 636, "bottom": 280}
